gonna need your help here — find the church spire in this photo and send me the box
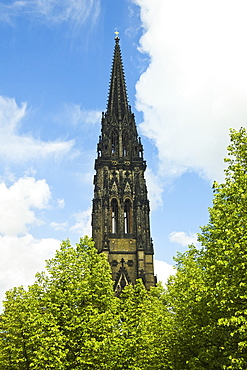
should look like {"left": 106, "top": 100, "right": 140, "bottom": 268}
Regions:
{"left": 92, "top": 36, "right": 156, "bottom": 292}
{"left": 107, "top": 34, "right": 129, "bottom": 119}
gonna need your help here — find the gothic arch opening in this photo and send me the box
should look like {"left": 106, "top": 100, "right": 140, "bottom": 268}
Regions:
{"left": 114, "top": 266, "right": 130, "bottom": 294}
{"left": 124, "top": 199, "right": 132, "bottom": 234}
{"left": 111, "top": 198, "right": 118, "bottom": 233}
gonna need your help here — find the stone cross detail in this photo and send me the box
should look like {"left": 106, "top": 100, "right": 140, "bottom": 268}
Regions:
{"left": 120, "top": 258, "right": 125, "bottom": 267}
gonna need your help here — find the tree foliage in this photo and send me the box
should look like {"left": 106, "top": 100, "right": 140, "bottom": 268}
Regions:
{"left": 198, "top": 128, "right": 247, "bottom": 368}
{"left": 166, "top": 128, "right": 247, "bottom": 369}
{"left": 0, "top": 237, "right": 120, "bottom": 369}
{"left": 0, "top": 237, "right": 170, "bottom": 369}
{"left": 115, "top": 281, "right": 171, "bottom": 370}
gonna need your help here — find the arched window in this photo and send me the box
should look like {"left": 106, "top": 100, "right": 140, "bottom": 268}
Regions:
{"left": 124, "top": 199, "right": 131, "bottom": 234}
{"left": 111, "top": 199, "right": 118, "bottom": 233}
{"left": 122, "top": 131, "right": 129, "bottom": 157}
{"left": 111, "top": 130, "right": 118, "bottom": 155}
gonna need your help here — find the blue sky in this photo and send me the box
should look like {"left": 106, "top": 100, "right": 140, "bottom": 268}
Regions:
{"left": 1, "top": 0, "right": 247, "bottom": 308}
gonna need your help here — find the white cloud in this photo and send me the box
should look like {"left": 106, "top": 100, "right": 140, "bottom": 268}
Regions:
{"left": 61, "top": 103, "right": 102, "bottom": 127}
{"left": 70, "top": 207, "right": 92, "bottom": 236}
{"left": 0, "top": 176, "right": 51, "bottom": 236}
{"left": 154, "top": 259, "right": 176, "bottom": 286}
{"left": 0, "top": 234, "right": 60, "bottom": 311}
{"left": 0, "top": 95, "right": 27, "bottom": 131}
{"left": 0, "top": 0, "right": 100, "bottom": 27}
{"left": 134, "top": 0, "right": 247, "bottom": 182}
{"left": 0, "top": 96, "right": 74, "bottom": 162}
{"left": 24, "top": 168, "right": 37, "bottom": 177}
{"left": 145, "top": 168, "right": 163, "bottom": 210}
{"left": 56, "top": 198, "right": 65, "bottom": 209}
{"left": 0, "top": 166, "right": 16, "bottom": 184}
{"left": 169, "top": 231, "right": 198, "bottom": 247}
{"left": 50, "top": 221, "right": 68, "bottom": 231}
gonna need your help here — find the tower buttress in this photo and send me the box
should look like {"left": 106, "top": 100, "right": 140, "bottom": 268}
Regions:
{"left": 92, "top": 35, "right": 155, "bottom": 292}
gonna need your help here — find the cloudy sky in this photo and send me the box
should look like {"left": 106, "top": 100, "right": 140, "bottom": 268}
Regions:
{"left": 0, "top": 0, "right": 246, "bottom": 308}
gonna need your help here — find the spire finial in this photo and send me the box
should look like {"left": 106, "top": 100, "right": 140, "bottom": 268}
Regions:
{"left": 114, "top": 31, "right": 119, "bottom": 40}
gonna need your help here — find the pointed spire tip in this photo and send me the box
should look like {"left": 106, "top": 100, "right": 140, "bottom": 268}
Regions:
{"left": 107, "top": 33, "right": 129, "bottom": 117}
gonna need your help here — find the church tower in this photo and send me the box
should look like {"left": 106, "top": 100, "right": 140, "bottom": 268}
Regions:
{"left": 92, "top": 34, "right": 155, "bottom": 292}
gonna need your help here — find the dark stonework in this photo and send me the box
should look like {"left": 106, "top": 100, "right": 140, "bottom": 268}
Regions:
{"left": 92, "top": 36, "right": 156, "bottom": 291}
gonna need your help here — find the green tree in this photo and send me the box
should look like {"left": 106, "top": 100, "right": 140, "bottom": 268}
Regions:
{"left": 166, "top": 128, "right": 247, "bottom": 369}
{"left": 0, "top": 237, "right": 174, "bottom": 370}
{"left": 166, "top": 246, "right": 227, "bottom": 370}
{"left": 0, "top": 237, "right": 120, "bottom": 369}
{"left": 0, "top": 283, "right": 66, "bottom": 370}
{"left": 198, "top": 128, "right": 247, "bottom": 369}
{"left": 115, "top": 280, "right": 172, "bottom": 370}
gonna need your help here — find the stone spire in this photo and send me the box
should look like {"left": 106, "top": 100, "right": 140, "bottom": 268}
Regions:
{"left": 107, "top": 35, "right": 129, "bottom": 120}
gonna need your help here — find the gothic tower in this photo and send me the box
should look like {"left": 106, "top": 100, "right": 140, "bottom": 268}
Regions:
{"left": 92, "top": 35, "right": 155, "bottom": 292}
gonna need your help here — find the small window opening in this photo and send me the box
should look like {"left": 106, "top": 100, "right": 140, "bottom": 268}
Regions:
{"left": 111, "top": 131, "right": 118, "bottom": 155}
{"left": 124, "top": 199, "right": 131, "bottom": 234}
{"left": 111, "top": 199, "right": 118, "bottom": 233}
{"left": 122, "top": 131, "right": 129, "bottom": 157}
